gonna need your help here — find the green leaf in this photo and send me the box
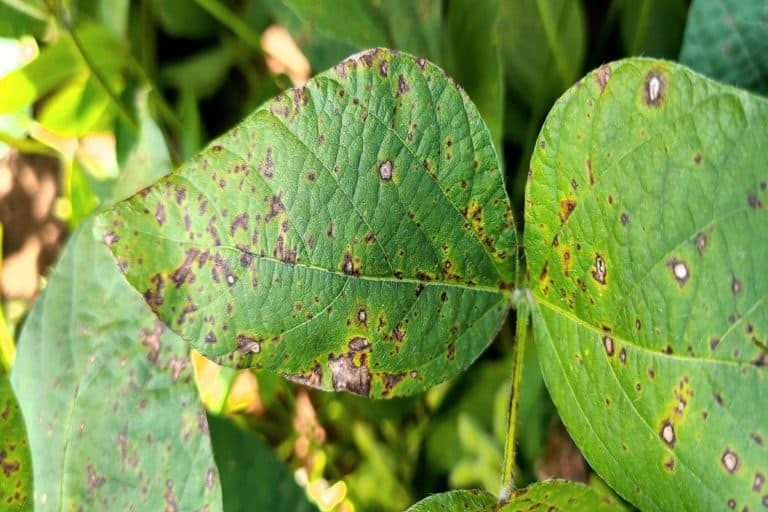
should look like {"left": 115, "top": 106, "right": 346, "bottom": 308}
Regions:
{"left": 0, "top": 0, "right": 47, "bottom": 39}
{"left": 160, "top": 43, "right": 237, "bottom": 100}
{"left": 620, "top": 0, "right": 687, "bottom": 59}
{"left": 99, "top": 48, "right": 517, "bottom": 398}
{"left": 11, "top": 219, "right": 222, "bottom": 510}
{"left": 406, "top": 481, "right": 625, "bottom": 511}
{"left": 0, "top": 366, "right": 32, "bottom": 511}
{"left": 111, "top": 88, "right": 172, "bottom": 203}
{"left": 208, "top": 414, "right": 317, "bottom": 511}
{"left": 526, "top": 58, "right": 768, "bottom": 511}
{"left": 406, "top": 488, "right": 496, "bottom": 511}
{"left": 499, "top": 0, "right": 586, "bottom": 113}
{"left": 0, "top": 24, "right": 126, "bottom": 114}
{"left": 442, "top": 0, "right": 503, "bottom": 152}
{"left": 281, "top": 0, "right": 390, "bottom": 49}
{"left": 152, "top": 0, "right": 216, "bottom": 38}
{"left": 680, "top": 0, "right": 768, "bottom": 95}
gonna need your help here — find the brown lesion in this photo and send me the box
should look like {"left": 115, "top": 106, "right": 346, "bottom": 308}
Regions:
{"left": 559, "top": 199, "right": 577, "bottom": 223}
{"left": 283, "top": 363, "right": 323, "bottom": 388}
{"left": 592, "top": 254, "right": 607, "bottom": 285}
{"left": 596, "top": 64, "right": 611, "bottom": 93}
{"left": 328, "top": 342, "right": 372, "bottom": 396}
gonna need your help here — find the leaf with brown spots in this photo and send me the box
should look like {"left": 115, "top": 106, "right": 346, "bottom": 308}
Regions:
{"left": 526, "top": 58, "right": 768, "bottom": 511}
{"left": 11, "top": 221, "right": 222, "bottom": 510}
{"left": 406, "top": 481, "right": 625, "bottom": 511}
{"left": 0, "top": 366, "right": 31, "bottom": 511}
{"left": 99, "top": 49, "right": 517, "bottom": 398}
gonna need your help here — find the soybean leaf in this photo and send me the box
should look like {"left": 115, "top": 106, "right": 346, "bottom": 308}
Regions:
{"left": 526, "top": 58, "right": 768, "bottom": 511}
{"left": 99, "top": 48, "right": 517, "bottom": 398}
{"left": 281, "top": 0, "right": 390, "bottom": 50}
{"left": 499, "top": 0, "right": 586, "bottom": 114}
{"left": 0, "top": 365, "right": 31, "bottom": 511}
{"left": 620, "top": 0, "right": 687, "bottom": 59}
{"left": 406, "top": 481, "right": 624, "bottom": 511}
{"left": 442, "top": 0, "right": 503, "bottom": 152}
{"left": 680, "top": 0, "right": 768, "bottom": 95}
{"left": 278, "top": 0, "right": 504, "bottom": 151}
{"left": 208, "top": 414, "right": 317, "bottom": 511}
{"left": 11, "top": 219, "right": 222, "bottom": 510}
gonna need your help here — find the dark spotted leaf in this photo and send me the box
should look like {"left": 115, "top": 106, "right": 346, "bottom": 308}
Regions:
{"left": 406, "top": 481, "right": 624, "bottom": 511}
{"left": 526, "top": 58, "right": 768, "bottom": 511}
{"left": 98, "top": 48, "right": 517, "bottom": 398}
{"left": 11, "top": 220, "right": 222, "bottom": 510}
{"left": 680, "top": 0, "right": 768, "bottom": 95}
{"left": 208, "top": 414, "right": 318, "bottom": 511}
{"left": 0, "top": 367, "right": 31, "bottom": 511}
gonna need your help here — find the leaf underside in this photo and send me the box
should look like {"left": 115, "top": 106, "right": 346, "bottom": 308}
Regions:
{"left": 11, "top": 221, "right": 222, "bottom": 510}
{"left": 406, "top": 480, "right": 624, "bottom": 511}
{"left": 525, "top": 58, "right": 768, "bottom": 511}
{"left": 99, "top": 48, "right": 517, "bottom": 398}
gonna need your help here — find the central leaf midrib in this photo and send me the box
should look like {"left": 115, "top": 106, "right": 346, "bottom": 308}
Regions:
{"left": 130, "top": 227, "right": 508, "bottom": 296}
{"left": 535, "top": 298, "right": 751, "bottom": 367}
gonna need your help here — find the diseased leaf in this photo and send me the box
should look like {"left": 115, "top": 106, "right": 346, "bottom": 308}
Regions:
{"left": 208, "top": 414, "right": 317, "bottom": 511}
{"left": 11, "top": 220, "right": 222, "bottom": 510}
{"left": 0, "top": 366, "right": 31, "bottom": 511}
{"left": 99, "top": 48, "right": 517, "bottom": 398}
{"left": 442, "top": 0, "right": 503, "bottom": 152}
{"left": 526, "top": 58, "right": 768, "bottom": 511}
{"left": 680, "top": 0, "right": 768, "bottom": 95}
{"left": 406, "top": 488, "right": 495, "bottom": 511}
{"left": 406, "top": 481, "right": 624, "bottom": 511}
{"left": 277, "top": 0, "right": 504, "bottom": 151}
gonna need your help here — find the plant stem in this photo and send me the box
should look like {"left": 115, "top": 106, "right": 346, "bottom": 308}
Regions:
{"left": 499, "top": 289, "right": 531, "bottom": 500}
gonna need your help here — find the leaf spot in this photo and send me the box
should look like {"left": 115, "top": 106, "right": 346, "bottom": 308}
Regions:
{"left": 592, "top": 254, "right": 606, "bottom": 284}
{"left": 695, "top": 232, "right": 707, "bottom": 253}
{"left": 379, "top": 160, "right": 393, "bottom": 180}
{"left": 732, "top": 275, "right": 742, "bottom": 295}
{"left": 644, "top": 71, "right": 666, "bottom": 106}
{"left": 603, "top": 335, "right": 615, "bottom": 356}
{"left": 754, "top": 472, "right": 765, "bottom": 492}
{"left": 660, "top": 420, "right": 676, "bottom": 446}
{"left": 722, "top": 449, "right": 739, "bottom": 473}
{"left": 596, "top": 64, "right": 611, "bottom": 93}
{"left": 668, "top": 258, "right": 689, "bottom": 287}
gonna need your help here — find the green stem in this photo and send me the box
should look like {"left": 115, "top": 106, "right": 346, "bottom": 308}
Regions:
{"left": 534, "top": 0, "right": 570, "bottom": 90}
{"left": 499, "top": 290, "right": 531, "bottom": 500}
{"left": 193, "top": 0, "right": 264, "bottom": 54}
